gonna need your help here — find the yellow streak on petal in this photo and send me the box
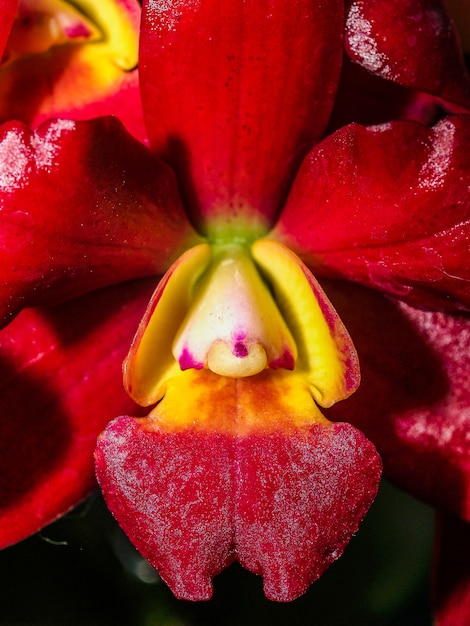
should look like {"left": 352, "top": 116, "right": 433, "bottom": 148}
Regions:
{"left": 146, "top": 368, "right": 328, "bottom": 436}
{"left": 72, "top": 0, "right": 139, "bottom": 71}
{"left": 251, "top": 239, "right": 360, "bottom": 408}
{"left": 124, "top": 244, "right": 212, "bottom": 406}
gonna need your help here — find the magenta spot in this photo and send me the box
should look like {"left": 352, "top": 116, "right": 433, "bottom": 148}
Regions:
{"left": 269, "top": 349, "right": 295, "bottom": 370}
{"left": 233, "top": 342, "right": 249, "bottom": 358}
{"left": 64, "top": 23, "right": 92, "bottom": 39}
{"left": 178, "top": 347, "right": 204, "bottom": 370}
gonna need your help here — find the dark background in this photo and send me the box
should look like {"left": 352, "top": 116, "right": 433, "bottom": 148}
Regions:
{"left": 0, "top": 480, "right": 433, "bottom": 626}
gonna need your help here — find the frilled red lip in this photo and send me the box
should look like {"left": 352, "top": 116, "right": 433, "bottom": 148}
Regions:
{"left": 95, "top": 411, "right": 381, "bottom": 601}
{"left": 0, "top": 0, "right": 470, "bottom": 610}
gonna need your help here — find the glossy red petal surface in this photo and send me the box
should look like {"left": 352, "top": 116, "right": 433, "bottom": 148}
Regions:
{"left": 140, "top": 0, "right": 343, "bottom": 234}
{"left": 0, "top": 0, "right": 17, "bottom": 57}
{"left": 96, "top": 418, "right": 381, "bottom": 601}
{"left": 0, "top": 117, "right": 199, "bottom": 328}
{"left": 325, "top": 281, "right": 470, "bottom": 519}
{"left": 0, "top": 278, "right": 155, "bottom": 548}
{"left": 275, "top": 117, "right": 470, "bottom": 312}
{"left": 344, "top": 0, "right": 470, "bottom": 111}
{"left": 433, "top": 513, "right": 470, "bottom": 626}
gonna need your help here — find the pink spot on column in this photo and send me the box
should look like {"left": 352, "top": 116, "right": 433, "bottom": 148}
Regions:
{"left": 269, "top": 348, "right": 295, "bottom": 370}
{"left": 178, "top": 346, "right": 204, "bottom": 370}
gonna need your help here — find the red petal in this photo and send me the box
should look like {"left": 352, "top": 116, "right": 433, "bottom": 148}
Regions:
{"left": 274, "top": 117, "right": 470, "bottom": 312}
{"left": 325, "top": 281, "right": 470, "bottom": 519}
{"left": 0, "top": 0, "right": 17, "bottom": 57}
{"left": 139, "top": 0, "right": 343, "bottom": 234}
{"left": 433, "top": 513, "right": 470, "bottom": 626}
{"left": 0, "top": 278, "right": 154, "bottom": 548}
{"left": 0, "top": 117, "right": 199, "bottom": 328}
{"left": 344, "top": 0, "right": 470, "bottom": 111}
{"left": 96, "top": 417, "right": 381, "bottom": 601}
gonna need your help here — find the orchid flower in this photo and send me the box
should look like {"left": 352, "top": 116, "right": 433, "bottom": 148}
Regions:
{"left": 1, "top": 0, "right": 470, "bottom": 615}
{"left": 0, "top": 0, "right": 146, "bottom": 140}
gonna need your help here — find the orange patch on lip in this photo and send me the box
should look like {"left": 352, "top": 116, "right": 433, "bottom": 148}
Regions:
{"left": 145, "top": 368, "right": 329, "bottom": 436}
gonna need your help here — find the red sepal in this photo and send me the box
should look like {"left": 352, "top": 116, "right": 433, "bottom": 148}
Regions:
{"left": 325, "top": 281, "right": 470, "bottom": 519}
{"left": 0, "top": 117, "right": 198, "bottom": 328}
{"left": 0, "top": 278, "right": 154, "bottom": 548}
{"left": 95, "top": 418, "right": 381, "bottom": 601}
{"left": 139, "top": 0, "right": 343, "bottom": 233}
{"left": 344, "top": 0, "right": 470, "bottom": 112}
{"left": 275, "top": 117, "right": 470, "bottom": 312}
{"left": 0, "top": 0, "right": 17, "bottom": 57}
